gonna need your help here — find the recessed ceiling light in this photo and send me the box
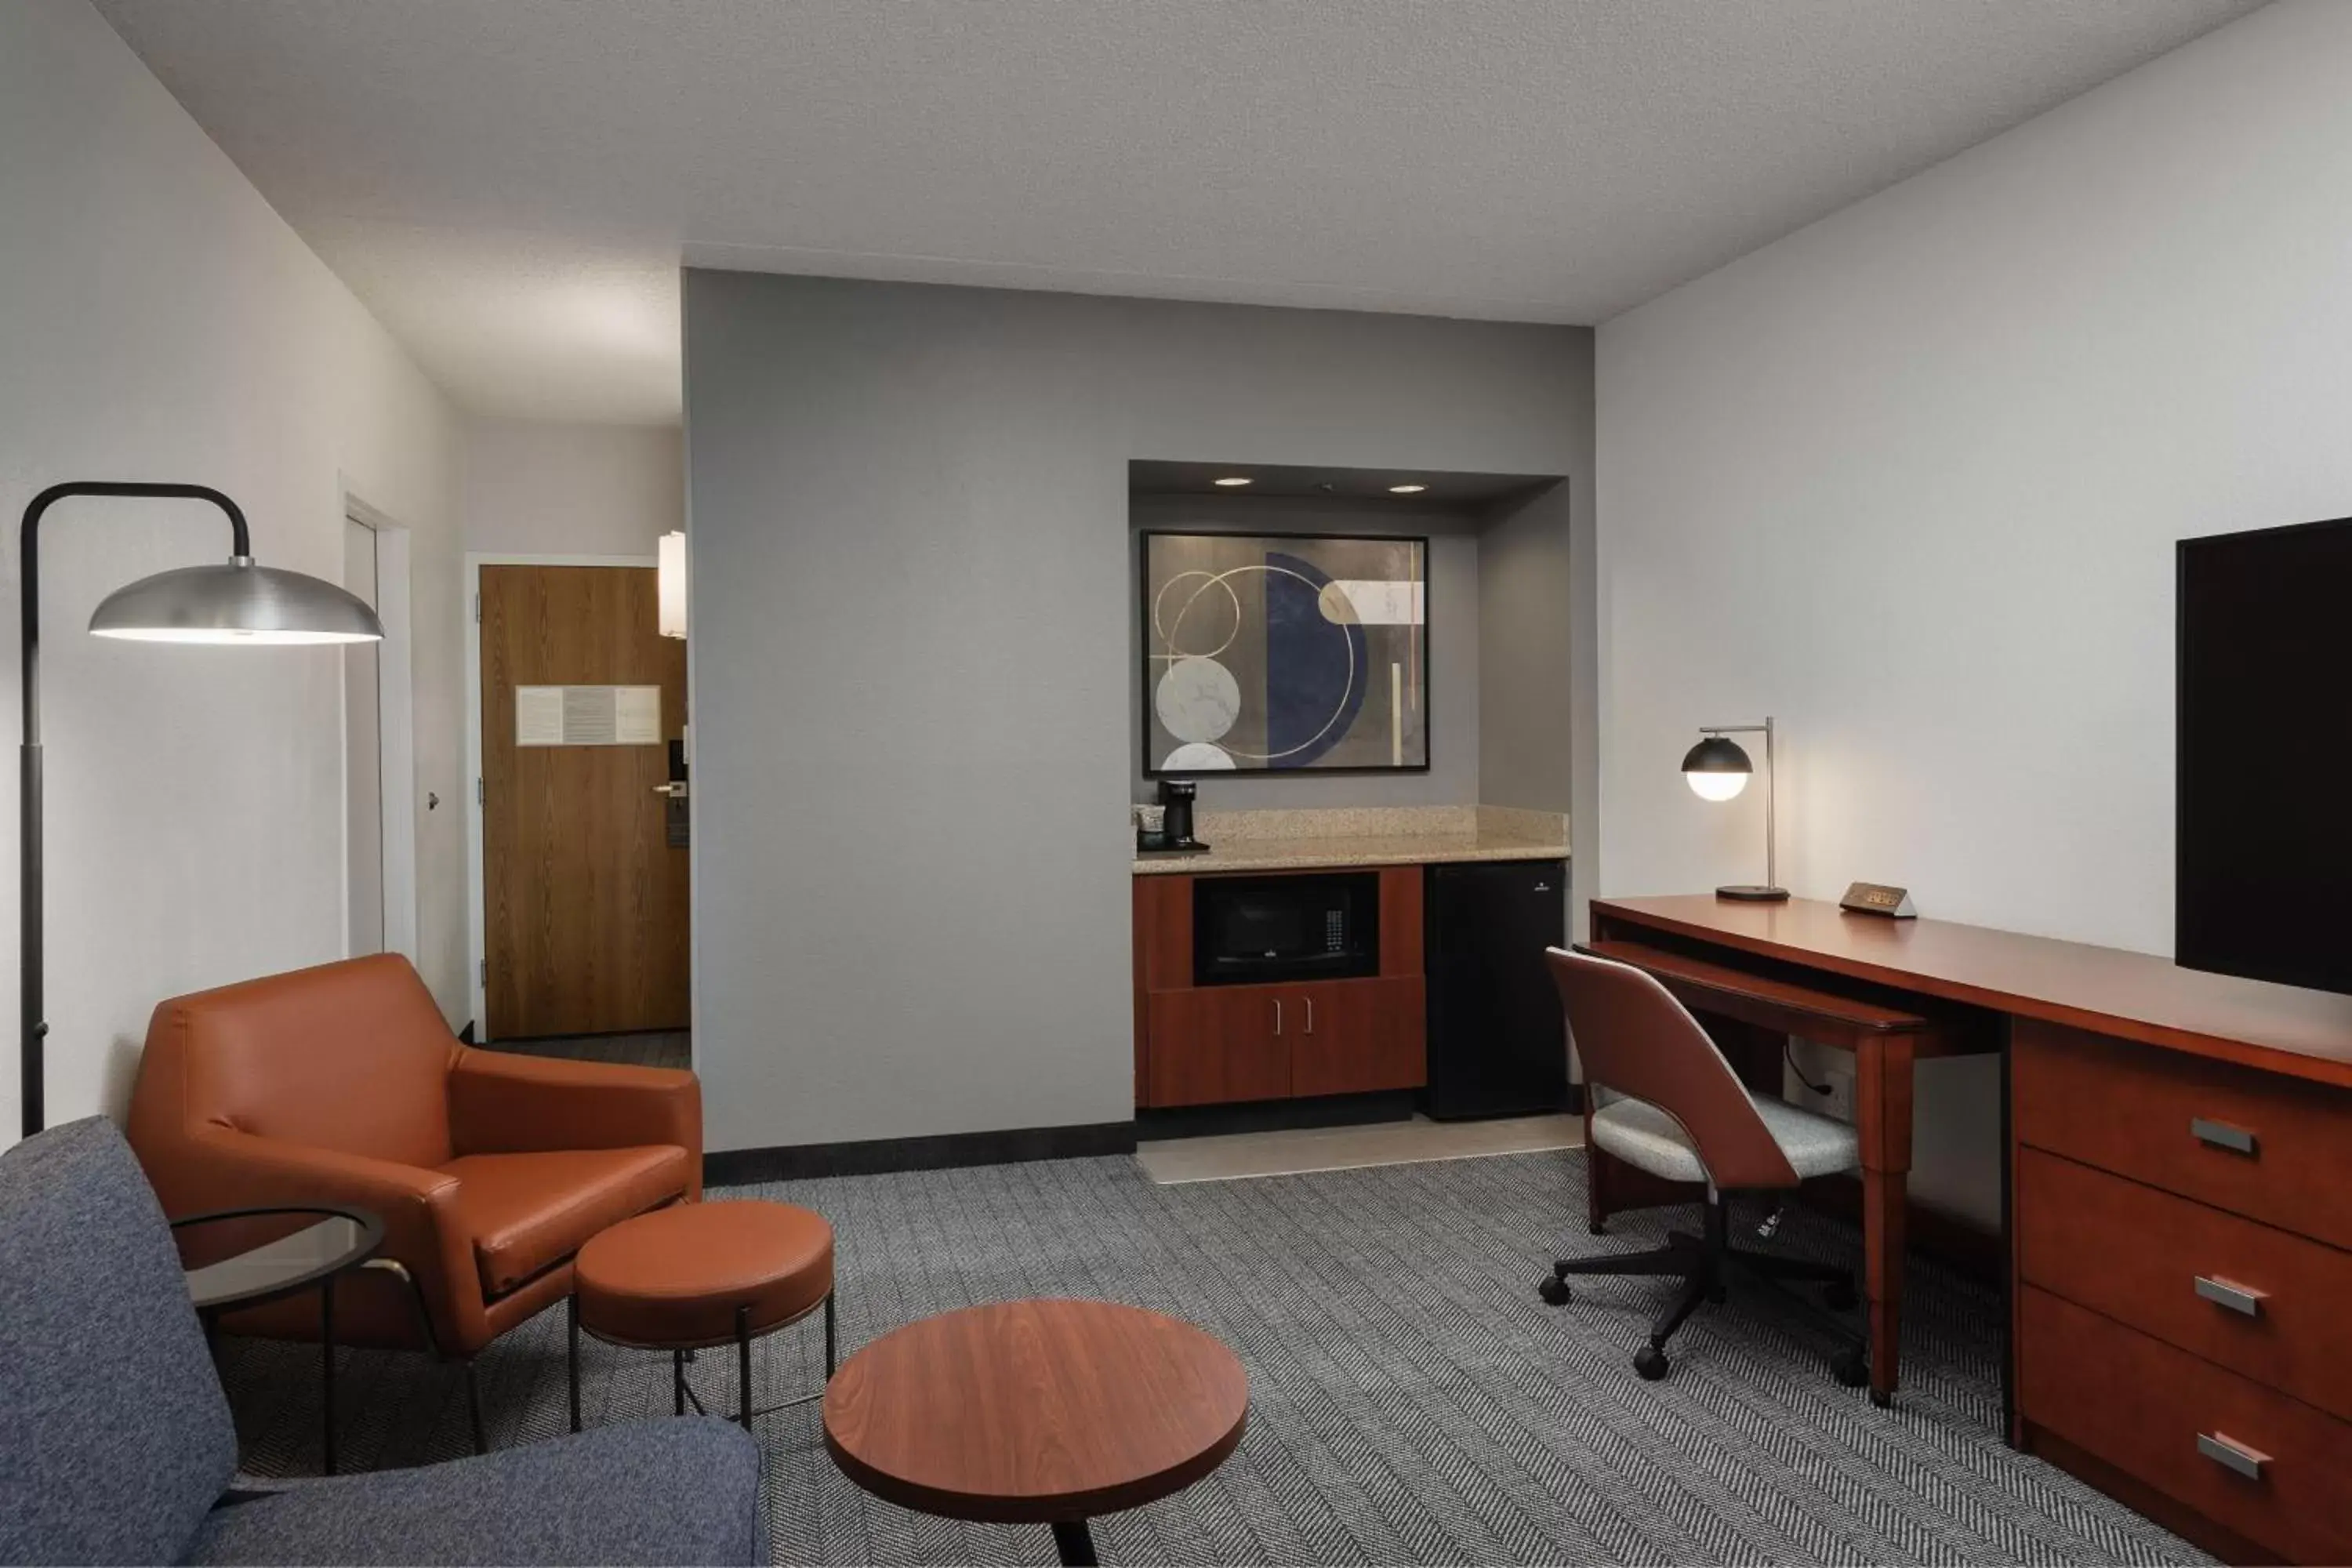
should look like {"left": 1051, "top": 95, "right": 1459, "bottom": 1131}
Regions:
{"left": 1213, "top": 476, "right": 1253, "bottom": 488}
{"left": 1388, "top": 483, "right": 1427, "bottom": 495}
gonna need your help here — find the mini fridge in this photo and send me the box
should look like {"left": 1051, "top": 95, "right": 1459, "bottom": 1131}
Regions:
{"left": 1424, "top": 858, "right": 1570, "bottom": 1120}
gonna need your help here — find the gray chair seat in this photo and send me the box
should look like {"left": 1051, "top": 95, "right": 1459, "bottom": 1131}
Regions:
{"left": 183, "top": 1420, "right": 760, "bottom": 1568}
{"left": 1591, "top": 1090, "right": 1858, "bottom": 1184}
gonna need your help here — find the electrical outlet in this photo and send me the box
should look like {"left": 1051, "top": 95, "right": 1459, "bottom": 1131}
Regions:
{"left": 1783, "top": 1040, "right": 1856, "bottom": 1123}
{"left": 1820, "top": 1066, "right": 1856, "bottom": 1123}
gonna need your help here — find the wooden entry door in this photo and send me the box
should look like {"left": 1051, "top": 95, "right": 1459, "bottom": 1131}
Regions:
{"left": 481, "top": 564, "right": 688, "bottom": 1039}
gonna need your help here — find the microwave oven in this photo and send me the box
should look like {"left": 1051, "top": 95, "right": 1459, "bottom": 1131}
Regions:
{"left": 1192, "top": 872, "right": 1380, "bottom": 987}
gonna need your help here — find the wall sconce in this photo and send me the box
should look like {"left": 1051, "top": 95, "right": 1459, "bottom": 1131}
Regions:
{"left": 1681, "top": 717, "right": 1788, "bottom": 902}
{"left": 658, "top": 530, "right": 688, "bottom": 640}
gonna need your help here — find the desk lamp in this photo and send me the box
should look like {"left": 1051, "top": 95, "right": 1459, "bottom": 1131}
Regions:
{"left": 19, "top": 481, "right": 384, "bottom": 1137}
{"left": 1681, "top": 717, "right": 1788, "bottom": 902}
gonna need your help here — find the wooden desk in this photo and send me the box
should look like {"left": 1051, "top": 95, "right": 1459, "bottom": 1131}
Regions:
{"left": 1583, "top": 935, "right": 1989, "bottom": 1405}
{"left": 1588, "top": 895, "right": 2352, "bottom": 1565}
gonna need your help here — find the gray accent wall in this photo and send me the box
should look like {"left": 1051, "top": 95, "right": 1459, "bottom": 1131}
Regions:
{"left": 684, "top": 272, "right": 1592, "bottom": 1152}
{"left": 1476, "top": 486, "right": 1577, "bottom": 816}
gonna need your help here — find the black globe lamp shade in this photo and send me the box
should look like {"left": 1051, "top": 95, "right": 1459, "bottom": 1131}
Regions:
{"left": 1679, "top": 735, "right": 1753, "bottom": 780}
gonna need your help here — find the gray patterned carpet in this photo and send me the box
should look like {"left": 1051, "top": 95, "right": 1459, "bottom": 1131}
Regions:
{"left": 214, "top": 1149, "right": 2203, "bottom": 1566}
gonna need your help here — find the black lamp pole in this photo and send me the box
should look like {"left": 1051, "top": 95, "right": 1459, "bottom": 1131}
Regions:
{"left": 19, "top": 482, "right": 251, "bottom": 1138}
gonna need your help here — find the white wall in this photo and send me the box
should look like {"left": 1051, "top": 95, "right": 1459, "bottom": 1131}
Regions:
{"left": 1595, "top": 0, "right": 2352, "bottom": 1225}
{"left": 0, "top": 0, "right": 469, "bottom": 1137}
{"left": 461, "top": 420, "right": 682, "bottom": 557}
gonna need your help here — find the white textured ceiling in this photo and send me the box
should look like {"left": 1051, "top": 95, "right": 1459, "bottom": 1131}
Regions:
{"left": 96, "top": 0, "right": 2266, "bottom": 424}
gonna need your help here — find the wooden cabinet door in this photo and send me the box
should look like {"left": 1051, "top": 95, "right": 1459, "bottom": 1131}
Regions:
{"left": 1291, "top": 976, "right": 1428, "bottom": 1098}
{"left": 1144, "top": 986, "right": 1290, "bottom": 1107}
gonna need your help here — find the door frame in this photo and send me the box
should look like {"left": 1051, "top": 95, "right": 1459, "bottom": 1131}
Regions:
{"left": 343, "top": 493, "right": 419, "bottom": 964}
{"left": 463, "top": 551, "right": 659, "bottom": 1040}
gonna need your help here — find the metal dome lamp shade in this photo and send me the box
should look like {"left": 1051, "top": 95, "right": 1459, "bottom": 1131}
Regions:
{"left": 89, "top": 561, "right": 383, "bottom": 644}
{"left": 17, "top": 481, "right": 383, "bottom": 1137}
{"left": 1682, "top": 717, "right": 1788, "bottom": 903}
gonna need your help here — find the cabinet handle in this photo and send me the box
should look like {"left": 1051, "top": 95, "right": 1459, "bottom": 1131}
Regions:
{"left": 1273, "top": 999, "right": 1283, "bottom": 1036}
{"left": 2190, "top": 1117, "right": 2257, "bottom": 1156}
{"left": 1305, "top": 996, "right": 1315, "bottom": 1034}
{"left": 2194, "top": 1275, "right": 2268, "bottom": 1317}
{"left": 2196, "top": 1431, "right": 2270, "bottom": 1481}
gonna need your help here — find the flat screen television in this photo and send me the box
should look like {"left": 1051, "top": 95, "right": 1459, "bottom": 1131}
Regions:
{"left": 2176, "top": 514, "right": 2352, "bottom": 995}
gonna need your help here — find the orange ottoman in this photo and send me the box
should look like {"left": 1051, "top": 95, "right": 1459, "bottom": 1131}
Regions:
{"left": 568, "top": 1200, "right": 836, "bottom": 1431}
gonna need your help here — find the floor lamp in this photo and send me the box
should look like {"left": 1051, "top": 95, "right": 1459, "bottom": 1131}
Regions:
{"left": 19, "top": 481, "right": 383, "bottom": 1138}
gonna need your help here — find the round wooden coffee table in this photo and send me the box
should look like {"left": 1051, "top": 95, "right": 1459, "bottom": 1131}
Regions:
{"left": 822, "top": 1299, "right": 1248, "bottom": 1566}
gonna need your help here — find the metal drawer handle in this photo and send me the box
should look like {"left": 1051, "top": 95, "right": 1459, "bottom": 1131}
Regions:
{"left": 2190, "top": 1117, "right": 2257, "bottom": 1156}
{"left": 1273, "top": 999, "right": 1283, "bottom": 1036}
{"left": 2194, "top": 1275, "right": 2268, "bottom": 1317}
{"left": 2196, "top": 1431, "right": 2270, "bottom": 1481}
{"left": 1304, "top": 996, "right": 1314, "bottom": 1034}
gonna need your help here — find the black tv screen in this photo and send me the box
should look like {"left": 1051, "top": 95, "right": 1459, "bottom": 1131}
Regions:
{"left": 2176, "top": 515, "right": 2352, "bottom": 995}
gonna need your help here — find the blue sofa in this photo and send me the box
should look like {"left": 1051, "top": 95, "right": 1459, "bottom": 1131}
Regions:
{"left": 0, "top": 1117, "right": 764, "bottom": 1566}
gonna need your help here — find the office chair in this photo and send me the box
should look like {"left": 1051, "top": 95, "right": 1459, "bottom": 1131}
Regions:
{"left": 1538, "top": 946, "right": 1867, "bottom": 1386}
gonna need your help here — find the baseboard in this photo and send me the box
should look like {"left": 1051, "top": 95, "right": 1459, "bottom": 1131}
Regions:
{"left": 1135, "top": 1091, "right": 1415, "bottom": 1142}
{"left": 705, "top": 1120, "right": 1137, "bottom": 1185}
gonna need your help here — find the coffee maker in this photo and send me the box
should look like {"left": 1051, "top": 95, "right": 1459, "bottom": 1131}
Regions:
{"left": 1140, "top": 777, "right": 1209, "bottom": 853}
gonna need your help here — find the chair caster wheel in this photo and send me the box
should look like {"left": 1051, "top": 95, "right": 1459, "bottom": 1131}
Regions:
{"left": 1588, "top": 1219, "right": 1608, "bottom": 1236}
{"left": 1705, "top": 1284, "right": 1727, "bottom": 1305}
{"left": 1831, "top": 1346, "right": 1869, "bottom": 1388}
{"left": 1537, "top": 1275, "right": 1570, "bottom": 1306}
{"left": 1821, "top": 1277, "right": 1858, "bottom": 1312}
{"left": 1633, "top": 1345, "right": 1669, "bottom": 1381}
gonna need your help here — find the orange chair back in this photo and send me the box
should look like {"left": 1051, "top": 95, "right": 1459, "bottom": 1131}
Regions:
{"left": 129, "top": 953, "right": 459, "bottom": 1172}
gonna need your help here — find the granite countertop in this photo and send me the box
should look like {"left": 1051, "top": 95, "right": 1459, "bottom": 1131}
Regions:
{"left": 1132, "top": 805, "right": 1566, "bottom": 876}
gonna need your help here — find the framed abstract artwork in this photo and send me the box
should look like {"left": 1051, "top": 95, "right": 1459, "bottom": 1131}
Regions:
{"left": 1143, "top": 531, "right": 1429, "bottom": 775}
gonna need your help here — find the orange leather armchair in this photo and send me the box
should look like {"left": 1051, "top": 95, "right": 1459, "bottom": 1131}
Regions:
{"left": 127, "top": 954, "right": 701, "bottom": 1385}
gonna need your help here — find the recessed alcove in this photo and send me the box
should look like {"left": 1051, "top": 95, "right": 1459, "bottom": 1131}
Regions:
{"left": 1127, "top": 460, "right": 1572, "bottom": 816}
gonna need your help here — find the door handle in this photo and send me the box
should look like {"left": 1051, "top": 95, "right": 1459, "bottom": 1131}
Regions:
{"left": 652, "top": 782, "right": 688, "bottom": 799}
{"left": 2190, "top": 1117, "right": 2256, "bottom": 1156}
{"left": 1305, "top": 996, "right": 1315, "bottom": 1034}
{"left": 2195, "top": 1431, "right": 2270, "bottom": 1481}
{"left": 2194, "top": 1275, "right": 2268, "bottom": 1317}
{"left": 1273, "top": 998, "right": 1283, "bottom": 1036}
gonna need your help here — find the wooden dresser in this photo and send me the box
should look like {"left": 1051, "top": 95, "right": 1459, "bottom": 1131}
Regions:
{"left": 1589, "top": 896, "right": 2352, "bottom": 1565}
{"left": 2013, "top": 1022, "right": 2352, "bottom": 1562}
{"left": 1132, "top": 867, "right": 1426, "bottom": 1107}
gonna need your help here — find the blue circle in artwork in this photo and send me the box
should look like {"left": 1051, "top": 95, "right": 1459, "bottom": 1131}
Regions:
{"left": 1263, "top": 551, "right": 1367, "bottom": 768}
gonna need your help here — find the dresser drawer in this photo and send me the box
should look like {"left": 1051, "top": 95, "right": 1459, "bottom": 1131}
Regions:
{"left": 2013, "top": 1020, "right": 2352, "bottom": 1252}
{"left": 2020, "top": 1287, "right": 2352, "bottom": 1564}
{"left": 2017, "top": 1148, "right": 2352, "bottom": 1423}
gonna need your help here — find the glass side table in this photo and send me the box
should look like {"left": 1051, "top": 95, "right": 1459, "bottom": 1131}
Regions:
{"left": 174, "top": 1206, "right": 384, "bottom": 1475}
